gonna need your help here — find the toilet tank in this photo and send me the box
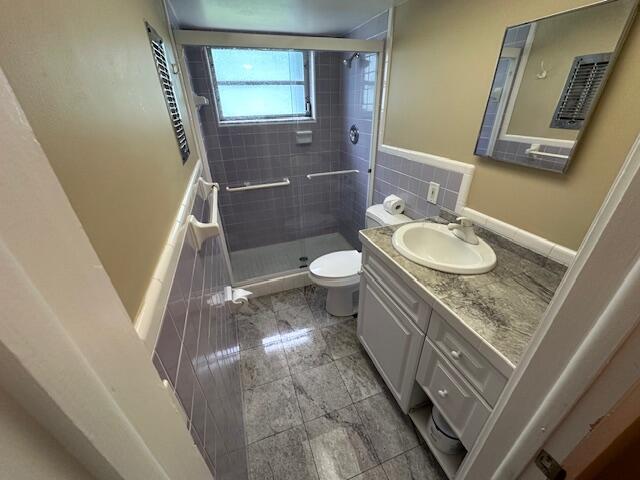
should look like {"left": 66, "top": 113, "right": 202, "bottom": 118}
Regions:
{"left": 365, "top": 204, "right": 412, "bottom": 228}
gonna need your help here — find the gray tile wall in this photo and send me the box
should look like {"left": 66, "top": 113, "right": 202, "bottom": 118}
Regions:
{"left": 476, "top": 24, "right": 531, "bottom": 156}
{"left": 373, "top": 149, "right": 463, "bottom": 219}
{"left": 504, "top": 24, "right": 531, "bottom": 48}
{"left": 339, "top": 11, "right": 388, "bottom": 248}
{"left": 475, "top": 57, "right": 511, "bottom": 156}
{"left": 185, "top": 47, "right": 345, "bottom": 252}
{"left": 184, "top": 20, "right": 386, "bottom": 258}
{"left": 153, "top": 191, "right": 247, "bottom": 480}
{"left": 492, "top": 139, "right": 571, "bottom": 171}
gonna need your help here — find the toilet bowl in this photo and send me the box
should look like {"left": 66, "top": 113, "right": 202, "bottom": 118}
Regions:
{"left": 308, "top": 204, "right": 411, "bottom": 317}
{"left": 309, "top": 250, "right": 362, "bottom": 317}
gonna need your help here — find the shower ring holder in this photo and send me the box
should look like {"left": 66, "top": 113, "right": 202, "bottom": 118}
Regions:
{"left": 349, "top": 124, "right": 359, "bottom": 144}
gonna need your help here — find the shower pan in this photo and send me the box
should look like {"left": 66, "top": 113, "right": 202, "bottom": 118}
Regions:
{"left": 184, "top": 44, "right": 382, "bottom": 284}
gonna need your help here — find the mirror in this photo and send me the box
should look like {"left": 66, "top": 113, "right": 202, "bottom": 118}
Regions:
{"left": 475, "top": 0, "right": 637, "bottom": 173}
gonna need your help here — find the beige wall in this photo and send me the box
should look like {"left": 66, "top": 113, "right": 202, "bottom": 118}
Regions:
{"left": 385, "top": 0, "right": 639, "bottom": 249}
{"left": 507, "top": 0, "right": 631, "bottom": 141}
{"left": 0, "top": 386, "right": 96, "bottom": 480}
{"left": 0, "top": 0, "right": 197, "bottom": 317}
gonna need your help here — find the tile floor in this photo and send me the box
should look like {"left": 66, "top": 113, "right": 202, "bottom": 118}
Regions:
{"left": 236, "top": 285, "right": 447, "bottom": 480}
{"left": 229, "top": 233, "right": 353, "bottom": 282}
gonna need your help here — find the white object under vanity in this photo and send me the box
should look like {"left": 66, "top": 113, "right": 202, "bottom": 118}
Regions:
{"left": 356, "top": 219, "right": 565, "bottom": 479}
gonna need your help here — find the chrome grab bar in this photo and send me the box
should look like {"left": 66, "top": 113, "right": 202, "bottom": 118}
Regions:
{"left": 226, "top": 178, "right": 290, "bottom": 192}
{"left": 306, "top": 169, "right": 360, "bottom": 179}
{"left": 525, "top": 144, "right": 570, "bottom": 160}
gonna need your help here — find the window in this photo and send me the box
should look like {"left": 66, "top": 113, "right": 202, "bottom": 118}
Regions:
{"left": 209, "top": 47, "right": 313, "bottom": 123}
{"left": 146, "top": 23, "right": 190, "bottom": 163}
{"left": 551, "top": 52, "right": 611, "bottom": 130}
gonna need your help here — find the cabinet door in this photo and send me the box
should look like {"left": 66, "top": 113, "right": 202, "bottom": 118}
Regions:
{"left": 357, "top": 273, "right": 425, "bottom": 413}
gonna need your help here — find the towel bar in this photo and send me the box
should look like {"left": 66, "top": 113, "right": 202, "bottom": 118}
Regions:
{"left": 187, "top": 178, "right": 220, "bottom": 251}
{"left": 226, "top": 178, "right": 290, "bottom": 192}
{"left": 525, "top": 145, "right": 569, "bottom": 160}
{"left": 306, "top": 169, "right": 360, "bottom": 179}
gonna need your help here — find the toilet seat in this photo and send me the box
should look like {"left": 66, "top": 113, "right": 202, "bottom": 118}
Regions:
{"left": 309, "top": 250, "right": 361, "bottom": 287}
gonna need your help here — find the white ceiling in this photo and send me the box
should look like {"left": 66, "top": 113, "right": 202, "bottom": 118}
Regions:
{"left": 166, "top": 0, "right": 402, "bottom": 36}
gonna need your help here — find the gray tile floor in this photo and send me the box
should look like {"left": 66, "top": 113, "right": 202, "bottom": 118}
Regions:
{"left": 230, "top": 233, "right": 353, "bottom": 282}
{"left": 236, "top": 285, "right": 447, "bottom": 480}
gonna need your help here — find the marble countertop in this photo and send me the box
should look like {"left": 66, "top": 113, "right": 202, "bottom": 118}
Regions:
{"left": 359, "top": 217, "right": 567, "bottom": 368}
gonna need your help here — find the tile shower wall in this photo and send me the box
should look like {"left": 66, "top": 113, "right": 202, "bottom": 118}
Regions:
{"left": 492, "top": 138, "right": 572, "bottom": 171}
{"left": 475, "top": 24, "right": 531, "bottom": 156}
{"left": 373, "top": 149, "right": 463, "bottom": 219}
{"left": 475, "top": 56, "right": 511, "bottom": 156}
{"left": 338, "top": 11, "right": 389, "bottom": 248}
{"left": 153, "top": 190, "right": 247, "bottom": 480}
{"left": 185, "top": 47, "right": 344, "bottom": 252}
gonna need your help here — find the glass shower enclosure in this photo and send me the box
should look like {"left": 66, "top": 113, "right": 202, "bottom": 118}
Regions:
{"left": 184, "top": 42, "right": 381, "bottom": 284}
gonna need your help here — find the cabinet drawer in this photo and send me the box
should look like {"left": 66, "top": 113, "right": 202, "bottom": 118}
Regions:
{"left": 363, "top": 250, "right": 426, "bottom": 331}
{"left": 416, "top": 338, "right": 491, "bottom": 450}
{"left": 427, "top": 311, "right": 507, "bottom": 407}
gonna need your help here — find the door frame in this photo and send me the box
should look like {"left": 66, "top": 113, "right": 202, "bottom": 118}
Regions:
{"left": 4, "top": 13, "right": 640, "bottom": 480}
{"left": 458, "top": 131, "right": 640, "bottom": 479}
{"left": 0, "top": 65, "right": 210, "bottom": 479}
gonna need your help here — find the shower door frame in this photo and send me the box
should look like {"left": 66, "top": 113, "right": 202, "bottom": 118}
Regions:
{"left": 175, "top": 30, "right": 385, "bottom": 287}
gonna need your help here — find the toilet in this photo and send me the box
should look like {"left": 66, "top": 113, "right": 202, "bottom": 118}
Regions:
{"left": 309, "top": 204, "right": 411, "bottom": 316}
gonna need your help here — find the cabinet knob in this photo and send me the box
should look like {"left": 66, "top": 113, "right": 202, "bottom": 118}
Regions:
{"left": 450, "top": 350, "right": 461, "bottom": 360}
{"left": 437, "top": 389, "right": 448, "bottom": 398}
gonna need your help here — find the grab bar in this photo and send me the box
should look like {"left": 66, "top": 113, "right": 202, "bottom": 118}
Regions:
{"left": 226, "top": 178, "right": 290, "bottom": 192}
{"left": 525, "top": 144, "right": 570, "bottom": 160}
{"left": 306, "top": 169, "right": 360, "bottom": 179}
{"left": 187, "top": 178, "right": 220, "bottom": 251}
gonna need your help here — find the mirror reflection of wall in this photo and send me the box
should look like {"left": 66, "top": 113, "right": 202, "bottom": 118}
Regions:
{"left": 475, "top": 0, "right": 637, "bottom": 173}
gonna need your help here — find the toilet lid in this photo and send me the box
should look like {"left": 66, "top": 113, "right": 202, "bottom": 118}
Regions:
{"left": 309, "top": 250, "right": 361, "bottom": 279}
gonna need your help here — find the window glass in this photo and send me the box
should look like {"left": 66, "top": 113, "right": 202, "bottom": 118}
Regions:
{"left": 210, "top": 48, "right": 312, "bottom": 122}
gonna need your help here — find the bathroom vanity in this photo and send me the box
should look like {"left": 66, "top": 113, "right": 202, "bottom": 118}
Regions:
{"left": 357, "top": 218, "right": 566, "bottom": 478}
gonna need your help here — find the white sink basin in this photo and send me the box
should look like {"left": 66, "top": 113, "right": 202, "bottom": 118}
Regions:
{"left": 391, "top": 222, "right": 496, "bottom": 274}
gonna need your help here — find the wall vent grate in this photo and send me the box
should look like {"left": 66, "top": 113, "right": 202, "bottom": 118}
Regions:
{"left": 551, "top": 52, "right": 611, "bottom": 130}
{"left": 146, "top": 22, "right": 190, "bottom": 163}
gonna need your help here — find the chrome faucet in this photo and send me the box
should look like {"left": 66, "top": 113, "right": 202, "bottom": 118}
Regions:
{"left": 447, "top": 217, "right": 479, "bottom": 245}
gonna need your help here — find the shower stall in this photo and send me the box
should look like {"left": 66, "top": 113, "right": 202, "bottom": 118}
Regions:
{"left": 183, "top": 40, "right": 382, "bottom": 284}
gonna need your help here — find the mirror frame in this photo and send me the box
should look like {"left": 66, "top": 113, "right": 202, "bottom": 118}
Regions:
{"left": 475, "top": 0, "right": 639, "bottom": 173}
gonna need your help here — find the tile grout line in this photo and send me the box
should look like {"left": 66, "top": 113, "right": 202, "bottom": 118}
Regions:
{"left": 309, "top": 286, "right": 386, "bottom": 478}
{"left": 346, "top": 464, "right": 390, "bottom": 480}
{"left": 241, "top": 294, "right": 286, "bottom": 449}
{"left": 299, "top": 287, "right": 325, "bottom": 480}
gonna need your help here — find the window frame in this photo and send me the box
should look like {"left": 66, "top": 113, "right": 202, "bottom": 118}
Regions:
{"left": 207, "top": 47, "right": 316, "bottom": 125}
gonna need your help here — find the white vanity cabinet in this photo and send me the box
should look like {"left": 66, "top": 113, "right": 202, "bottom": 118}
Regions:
{"left": 358, "top": 246, "right": 511, "bottom": 477}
